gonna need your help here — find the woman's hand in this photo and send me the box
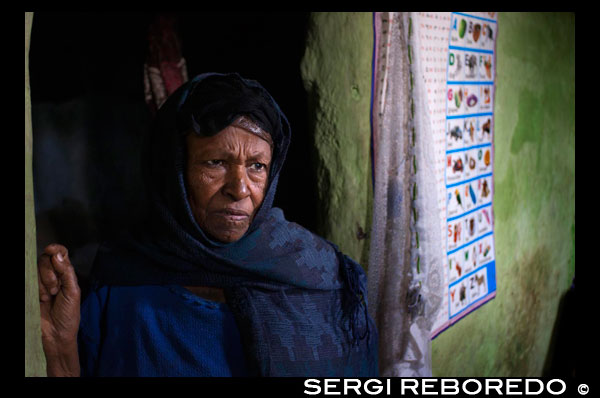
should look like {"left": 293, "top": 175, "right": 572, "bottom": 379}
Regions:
{"left": 37, "top": 244, "right": 81, "bottom": 376}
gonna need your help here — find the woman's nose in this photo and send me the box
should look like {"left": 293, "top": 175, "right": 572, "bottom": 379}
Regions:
{"left": 222, "top": 166, "right": 250, "bottom": 201}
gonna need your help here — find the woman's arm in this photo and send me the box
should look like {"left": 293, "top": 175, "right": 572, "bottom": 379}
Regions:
{"left": 38, "top": 244, "right": 81, "bottom": 377}
{"left": 43, "top": 341, "right": 80, "bottom": 377}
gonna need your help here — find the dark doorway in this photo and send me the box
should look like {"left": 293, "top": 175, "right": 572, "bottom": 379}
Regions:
{"left": 29, "top": 12, "right": 315, "bottom": 290}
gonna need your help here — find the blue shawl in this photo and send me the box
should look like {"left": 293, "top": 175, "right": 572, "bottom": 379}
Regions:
{"left": 91, "top": 73, "right": 379, "bottom": 376}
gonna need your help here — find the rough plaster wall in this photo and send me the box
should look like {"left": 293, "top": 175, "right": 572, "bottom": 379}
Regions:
{"left": 431, "top": 12, "right": 575, "bottom": 376}
{"left": 303, "top": 11, "right": 575, "bottom": 376}
{"left": 25, "top": 12, "right": 47, "bottom": 377}
{"left": 300, "top": 12, "right": 374, "bottom": 267}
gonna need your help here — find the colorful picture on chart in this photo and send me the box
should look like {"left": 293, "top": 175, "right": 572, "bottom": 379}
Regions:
{"left": 433, "top": 12, "right": 497, "bottom": 338}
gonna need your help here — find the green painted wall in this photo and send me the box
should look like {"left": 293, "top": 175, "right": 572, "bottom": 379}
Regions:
{"left": 303, "top": 12, "right": 575, "bottom": 376}
{"left": 301, "top": 12, "right": 374, "bottom": 268}
{"left": 25, "top": 11, "right": 47, "bottom": 377}
{"left": 431, "top": 12, "right": 575, "bottom": 377}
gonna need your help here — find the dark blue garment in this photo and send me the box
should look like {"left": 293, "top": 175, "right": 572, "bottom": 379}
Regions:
{"left": 78, "top": 285, "right": 248, "bottom": 377}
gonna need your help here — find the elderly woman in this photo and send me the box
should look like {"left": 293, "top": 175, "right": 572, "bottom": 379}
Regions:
{"left": 38, "top": 73, "right": 378, "bottom": 377}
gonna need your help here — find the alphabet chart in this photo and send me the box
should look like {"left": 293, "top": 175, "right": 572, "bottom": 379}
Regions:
{"left": 425, "top": 12, "right": 498, "bottom": 338}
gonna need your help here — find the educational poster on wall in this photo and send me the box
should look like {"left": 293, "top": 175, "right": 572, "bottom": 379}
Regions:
{"left": 424, "top": 12, "right": 498, "bottom": 339}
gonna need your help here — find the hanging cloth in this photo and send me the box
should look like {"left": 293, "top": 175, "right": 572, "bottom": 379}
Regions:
{"left": 143, "top": 13, "right": 189, "bottom": 113}
{"left": 368, "top": 12, "right": 445, "bottom": 377}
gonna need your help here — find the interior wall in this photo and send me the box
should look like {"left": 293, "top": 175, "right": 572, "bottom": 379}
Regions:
{"left": 301, "top": 12, "right": 374, "bottom": 268}
{"left": 431, "top": 12, "right": 575, "bottom": 377}
{"left": 303, "top": 12, "right": 575, "bottom": 376}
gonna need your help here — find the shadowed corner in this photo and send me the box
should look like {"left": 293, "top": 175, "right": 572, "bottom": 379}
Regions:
{"left": 35, "top": 197, "right": 101, "bottom": 301}
{"left": 542, "top": 277, "right": 575, "bottom": 378}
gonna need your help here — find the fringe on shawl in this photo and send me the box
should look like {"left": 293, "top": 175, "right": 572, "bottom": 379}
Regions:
{"left": 337, "top": 250, "right": 372, "bottom": 349}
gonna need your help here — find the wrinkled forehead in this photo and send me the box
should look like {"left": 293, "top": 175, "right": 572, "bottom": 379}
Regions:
{"left": 184, "top": 114, "right": 273, "bottom": 151}
{"left": 185, "top": 124, "right": 273, "bottom": 163}
{"left": 229, "top": 115, "right": 273, "bottom": 149}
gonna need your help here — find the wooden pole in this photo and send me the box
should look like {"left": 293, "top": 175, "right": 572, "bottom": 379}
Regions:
{"left": 25, "top": 11, "right": 47, "bottom": 377}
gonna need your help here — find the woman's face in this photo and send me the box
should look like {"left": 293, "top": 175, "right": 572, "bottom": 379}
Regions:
{"left": 185, "top": 125, "right": 272, "bottom": 243}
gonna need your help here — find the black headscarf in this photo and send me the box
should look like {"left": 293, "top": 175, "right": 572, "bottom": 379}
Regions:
{"left": 91, "top": 72, "right": 378, "bottom": 376}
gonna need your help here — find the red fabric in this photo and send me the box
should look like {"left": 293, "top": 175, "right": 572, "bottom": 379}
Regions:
{"left": 144, "top": 14, "right": 188, "bottom": 113}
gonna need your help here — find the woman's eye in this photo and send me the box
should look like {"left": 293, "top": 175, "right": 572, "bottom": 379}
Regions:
{"left": 251, "top": 163, "right": 266, "bottom": 171}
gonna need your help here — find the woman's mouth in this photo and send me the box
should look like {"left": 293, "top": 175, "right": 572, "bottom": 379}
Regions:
{"left": 215, "top": 208, "right": 250, "bottom": 222}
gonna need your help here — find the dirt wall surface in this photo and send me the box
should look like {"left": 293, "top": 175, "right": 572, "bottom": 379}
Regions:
{"left": 301, "top": 12, "right": 374, "bottom": 268}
